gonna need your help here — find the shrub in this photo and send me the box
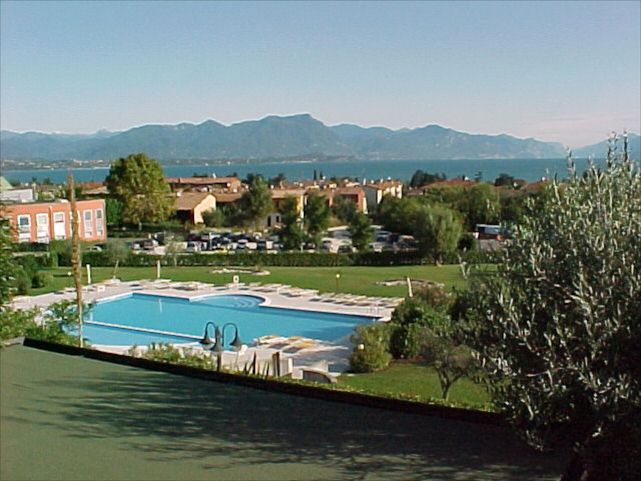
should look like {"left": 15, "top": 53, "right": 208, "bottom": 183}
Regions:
{"left": 137, "top": 343, "right": 214, "bottom": 370}
{"left": 389, "top": 297, "right": 451, "bottom": 359}
{"left": 32, "top": 271, "right": 53, "bottom": 288}
{"left": 349, "top": 323, "right": 393, "bottom": 373}
{"left": 13, "top": 267, "right": 31, "bottom": 295}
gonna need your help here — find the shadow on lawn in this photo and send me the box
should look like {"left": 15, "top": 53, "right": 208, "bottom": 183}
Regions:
{"left": 34, "top": 364, "right": 564, "bottom": 481}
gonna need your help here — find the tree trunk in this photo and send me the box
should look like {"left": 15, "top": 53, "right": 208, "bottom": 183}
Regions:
{"left": 68, "top": 172, "right": 83, "bottom": 348}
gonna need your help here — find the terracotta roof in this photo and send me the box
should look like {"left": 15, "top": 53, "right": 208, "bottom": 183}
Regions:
{"left": 212, "top": 192, "right": 243, "bottom": 203}
{"left": 166, "top": 177, "right": 240, "bottom": 186}
{"left": 423, "top": 179, "right": 477, "bottom": 189}
{"left": 174, "top": 192, "right": 214, "bottom": 211}
{"left": 270, "top": 188, "right": 306, "bottom": 199}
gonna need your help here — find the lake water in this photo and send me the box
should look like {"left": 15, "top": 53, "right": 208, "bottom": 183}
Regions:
{"left": 3, "top": 157, "right": 604, "bottom": 184}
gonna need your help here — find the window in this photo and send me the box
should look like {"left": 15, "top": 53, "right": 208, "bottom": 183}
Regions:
{"left": 83, "top": 210, "right": 93, "bottom": 237}
{"left": 17, "top": 214, "right": 31, "bottom": 242}
{"left": 95, "top": 208, "right": 104, "bottom": 236}
{"left": 36, "top": 213, "right": 49, "bottom": 242}
{"left": 53, "top": 212, "right": 66, "bottom": 240}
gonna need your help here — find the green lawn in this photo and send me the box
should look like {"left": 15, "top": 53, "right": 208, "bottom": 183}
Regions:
{"left": 32, "top": 264, "right": 466, "bottom": 297}
{"left": 339, "top": 361, "right": 491, "bottom": 409}
{"left": 0, "top": 346, "right": 565, "bottom": 480}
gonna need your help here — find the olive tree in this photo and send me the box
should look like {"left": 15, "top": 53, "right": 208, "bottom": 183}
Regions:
{"left": 462, "top": 140, "right": 640, "bottom": 478}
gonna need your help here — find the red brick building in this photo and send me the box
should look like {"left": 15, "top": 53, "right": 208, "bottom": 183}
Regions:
{"left": 2, "top": 199, "right": 107, "bottom": 243}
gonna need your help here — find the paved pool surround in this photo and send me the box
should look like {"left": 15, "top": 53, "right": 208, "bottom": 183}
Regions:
{"left": 11, "top": 281, "right": 398, "bottom": 376}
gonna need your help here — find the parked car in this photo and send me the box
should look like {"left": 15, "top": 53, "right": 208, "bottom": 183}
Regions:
{"left": 185, "top": 241, "right": 201, "bottom": 253}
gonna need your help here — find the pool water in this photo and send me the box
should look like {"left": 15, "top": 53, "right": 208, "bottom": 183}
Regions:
{"left": 84, "top": 293, "right": 376, "bottom": 346}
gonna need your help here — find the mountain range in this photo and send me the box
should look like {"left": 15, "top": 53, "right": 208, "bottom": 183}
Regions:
{"left": 1, "top": 114, "right": 635, "bottom": 162}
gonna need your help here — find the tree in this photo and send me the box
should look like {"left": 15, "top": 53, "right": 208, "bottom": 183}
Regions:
{"left": 105, "top": 198, "right": 123, "bottom": 226}
{"left": 349, "top": 323, "right": 393, "bottom": 373}
{"left": 421, "top": 332, "right": 477, "bottom": 400}
{"left": 390, "top": 297, "right": 451, "bottom": 359}
{"left": 105, "top": 153, "right": 173, "bottom": 228}
{"left": 462, "top": 146, "right": 641, "bottom": 477}
{"left": 332, "top": 195, "right": 357, "bottom": 224}
{"left": 202, "top": 208, "right": 224, "bottom": 228}
{"left": 0, "top": 215, "right": 14, "bottom": 306}
{"left": 239, "top": 176, "right": 273, "bottom": 231}
{"left": 104, "top": 240, "right": 128, "bottom": 278}
{"left": 458, "top": 183, "right": 500, "bottom": 230}
{"left": 409, "top": 170, "right": 445, "bottom": 188}
{"left": 375, "top": 195, "right": 419, "bottom": 235}
{"left": 412, "top": 204, "right": 462, "bottom": 262}
{"left": 348, "top": 212, "right": 373, "bottom": 251}
{"left": 278, "top": 196, "right": 304, "bottom": 250}
{"left": 304, "top": 192, "right": 330, "bottom": 245}
{"left": 494, "top": 172, "right": 515, "bottom": 187}
{"left": 67, "top": 173, "right": 84, "bottom": 347}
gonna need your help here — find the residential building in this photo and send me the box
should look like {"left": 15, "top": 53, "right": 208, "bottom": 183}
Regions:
{"left": 0, "top": 176, "right": 34, "bottom": 203}
{"left": 3, "top": 199, "right": 107, "bottom": 243}
{"left": 174, "top": 192, "right": 217, "bottom": 224}
{"left": 266, "top": 188, "right": 306, "bottom": 227}
{"left": 319, "top": 187, "right": 368, "bottom": 214}
{"left": 362, "top": 180, "right": 403, "bottom": 212}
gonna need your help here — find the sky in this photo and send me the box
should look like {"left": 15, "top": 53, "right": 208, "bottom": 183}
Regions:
{"left": 1, "top": 1, "right": 640, "bottom": 148}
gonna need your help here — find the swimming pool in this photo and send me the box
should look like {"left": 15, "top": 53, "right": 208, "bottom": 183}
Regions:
{"left": 83, "top": 293, "right": 377, "bottom": 346}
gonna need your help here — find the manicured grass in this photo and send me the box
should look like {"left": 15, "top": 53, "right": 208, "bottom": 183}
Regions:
{"left": 1, "top": 346, "right": 564, "bottom": 480}
{"left": 340, "top": 361, "right": 491, "bottom": 409}
{"left": 31, "top": 264, "right": 466, "bottom": 297}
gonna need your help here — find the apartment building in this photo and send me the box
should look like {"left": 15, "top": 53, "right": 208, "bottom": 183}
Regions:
{"left": 2, "top": 199, "right": 107, "bottom": 243}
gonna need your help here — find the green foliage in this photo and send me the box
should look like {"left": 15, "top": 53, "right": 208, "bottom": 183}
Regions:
{"left": 238, "top": 176, "right": 273, "bottom": 230}
{"left": 201, "top": 208, "right": 224, "bottom": 228}
{"left": 463, "top": 149, "right": 641, "bottom": 457}
{"left": 390, "top": 297, "right": 451, "bottom": 358}
{"left": 421, "top": 331, "right": 477, "bottom": 400}
{"left": 409, "top": 170, "right": 445, "bottom": 188}
{"left": 135, "top": 343, "right": 214, "bottom": 370}
{"left": 105, "top": 153, "right": 173, "bottom": 226}
{"left": 105, "top": 198, "right": 123, "bottom": 226}
{"left": 278, "top": 196, "right": 305, "bottom": 250}
{"left": 348, "top": 212, "right": 373, "bottom": 251}
{"left": 375, "top": 195, "right": 418, "bottom": 235}
{"left": 412, "top": 204, "right": 462, "bottom": 261}
{"left": 349, "top": 323, "right": 393, "bottom": 373}
{"left": 304, "top": 192, "right": 331, "bottom": 245}
{"left": 13, "top": 268, "right": 31, "bottom": 295}
{"left": 458, "top": 183, "right": 500, "bottom": 230}
{"left": 32, "top": 271, "right": 53, "bottom": 288}
{"left": 332, "top": 195, "right": 357, "bottom": 224}
{"left": 0, "top": 217, "right": 15, "bottom": 304}
{"left": 0, "top": 300, "right": 81, "bottom": 345}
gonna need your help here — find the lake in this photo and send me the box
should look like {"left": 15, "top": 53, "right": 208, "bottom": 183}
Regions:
{"left": 2, "top": 157, "right": 604, "bottom": 184}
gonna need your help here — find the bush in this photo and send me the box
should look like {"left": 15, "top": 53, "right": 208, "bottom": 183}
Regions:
{"left": 13, "top": 267, "right": 31, "bottom": 295}
{"left": 349, "top": 323, "right": 393, "bottom": 373}
{"left": 389, "top": 297, "right": 451, "bottom": 359}
{"left": 32, "top": 271, "right": 53, "bottom": 288}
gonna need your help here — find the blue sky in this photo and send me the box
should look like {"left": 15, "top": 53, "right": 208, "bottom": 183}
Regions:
{"left": 1, "top": 0, "right": 639, "bottom": 147}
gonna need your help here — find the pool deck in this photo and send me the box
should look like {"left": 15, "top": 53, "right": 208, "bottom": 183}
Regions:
{"left": 10, "top": 280, "right": 402, "bottom": 376}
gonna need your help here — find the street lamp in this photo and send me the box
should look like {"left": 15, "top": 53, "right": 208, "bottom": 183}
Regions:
{"left": 200, "top": 321, "right": 244, "bottom": 371}
{"left": 335, "top": 273, "right": 341, "bottom": 292}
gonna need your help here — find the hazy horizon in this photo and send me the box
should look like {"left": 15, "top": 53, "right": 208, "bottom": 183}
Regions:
{"left": 1, "top": 1, "right": 640, "bottom": 148}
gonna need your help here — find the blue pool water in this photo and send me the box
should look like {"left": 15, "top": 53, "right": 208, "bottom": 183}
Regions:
{"left": 83, "top": 293, "right": 376, "bottom": 346}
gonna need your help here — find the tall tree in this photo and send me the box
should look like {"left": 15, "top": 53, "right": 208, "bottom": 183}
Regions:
{"left": 462, "top": 146, "right": 641, "bottom": 479}
{"left": 458, "top": 183, "right": 500, "bottom": 230}
{"left": 278, "top": 196, "right": 304, "bottom": 250}
{"left": 67, "top": 172, "right": 84, "bottom": 347}
{"left": 239, "top": 176, "right": 273, "bottom": 231}
{"left": 412, "top": 204, "right": 462, "bottom": 262}
{"left": 348, "top": 212, "right": 373, "bottom": 251}
{"left": 304, "top": 192, "right": 330, "bottom": 245}
{"left": 105, "top": 153, "right": 172, "bottom": 228}
{"left": 0, "top": 215, "right": 15, "bottom": 306}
